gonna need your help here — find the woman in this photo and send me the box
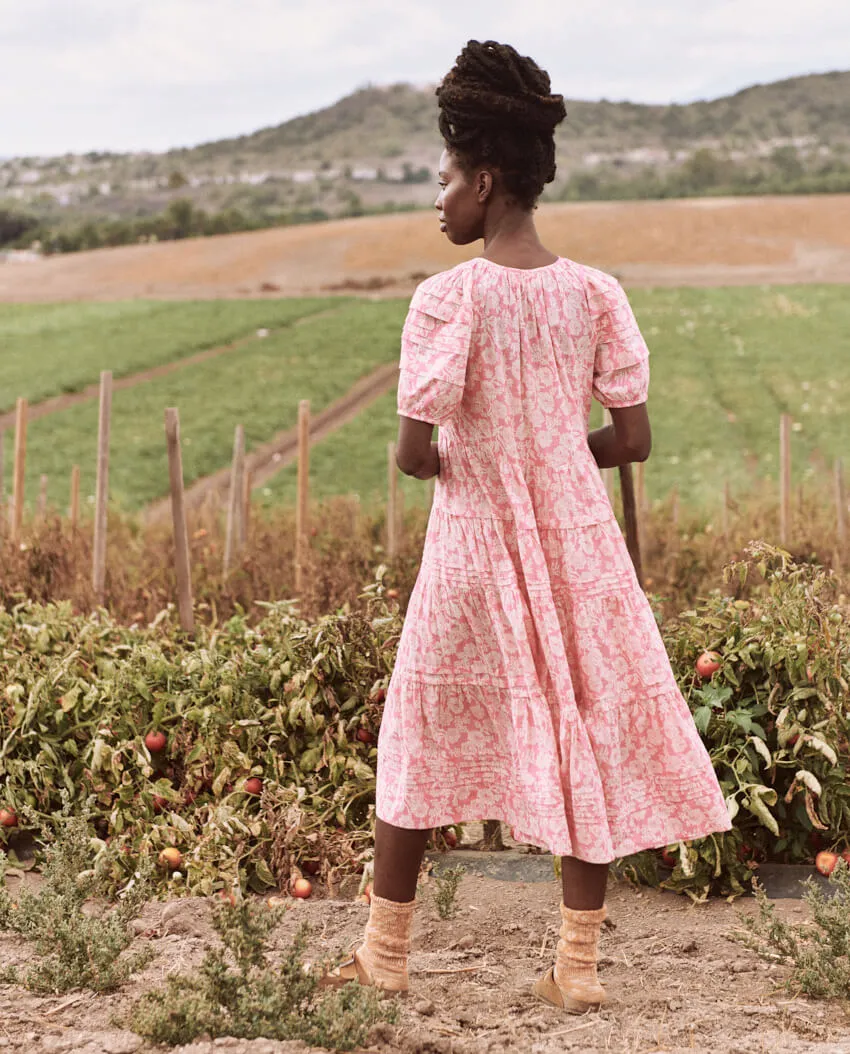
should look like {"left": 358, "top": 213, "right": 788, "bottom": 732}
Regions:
{"left": 325, "top": 40, "right": 731, "bottom": 1013}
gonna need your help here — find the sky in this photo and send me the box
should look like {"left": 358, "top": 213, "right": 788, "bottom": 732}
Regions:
{"left": 1, "top": 0, "right": 848, "bottom": 158}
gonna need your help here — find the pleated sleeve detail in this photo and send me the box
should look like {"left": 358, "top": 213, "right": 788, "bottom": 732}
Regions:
{"left": 397, "top": 270, "right": 473, "bottom": 426}
{"left": 586, "top": 269, "right": 650, "bottom": 409}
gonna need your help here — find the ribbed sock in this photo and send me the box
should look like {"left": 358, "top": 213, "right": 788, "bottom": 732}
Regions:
{"left": 553, "top": 903, "right": 607, "bottom": 1001}
{"left": 357, "top": 892, "right": 416, "bottom": 991}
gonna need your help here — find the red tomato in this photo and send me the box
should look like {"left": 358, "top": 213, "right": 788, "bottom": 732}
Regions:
{"left": 291, "top": 878, "right": 312, "bottom": 899}
{"left": 244, "top": 777, "right": 263, "bottom": 796}
{"left": 0, "top": 809, "right": 18, "bottom": 828}
{"left": 660, "top": 847, "right": 676, "bottom": 868}
{"left": 695, "top": 651, "right": 721, "bottom": 679}
{"left": 356, "top": 728, "right": 374, "bottom": 745}
{"left": 816, "top": 851, "right": 838, "bottom": 877}
{"left": 158, "top": 847, "right": 182, "bottom": 870}
{"left": 145, "top": 730, "right": 167, "bottom": 753}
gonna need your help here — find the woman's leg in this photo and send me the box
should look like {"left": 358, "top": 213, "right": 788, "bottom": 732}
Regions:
{"left": 533, "top": 856, "right": 610, "bottom": 1011}
{"left": 559, "top": 856, "right": 609, "bottom": 909}
{"left": 373, "top": 817, "right": 431, "bottom": 902}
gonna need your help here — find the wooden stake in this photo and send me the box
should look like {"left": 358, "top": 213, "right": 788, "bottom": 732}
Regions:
{"left": 38, "top": 474, "right": 48, "bottom": 517}
{"left": 722, "top": 481, "right": 730, "bottom": 536}
{"left": 294, "top": 400, "right": 310, "bottom": 592}
{"left": 779, "top": 413, "right": 791, "bottom": 546}
{"left": 11, "top": 397, "right": 27, "bottom": 543}
{"left": 835, "top": 459, "right": 847, "bottom": 547}
{"left": 670, "top": 485, "right": 679, "bottom": 530}
{"left": 223, "top": 424, "right": 246, "bottom": 576}
{"left": 70, "top": 466, "right": 80, "bottom": 529}
{"left": 619, "top": 463, "right": 644, "bottom": 589}
{"left": 387, "top": 441, "right": 398, "bottom": 560}
{"left": 242, "top": 466, "right": 253, "bottom": 539}
{"left": 92, "top": 372, "right": 113, "bottom": 600}
{"left": 0, "top": 430, "right": 5, "bottom": 528}
{"left": 634, "top": 460, "right": 647, "bottom": 539}
{"left": 165, "top": 408, "right": 195, "bottom": 633}
{"left": 602, "top": 408, "right": 615, "bottom": 504}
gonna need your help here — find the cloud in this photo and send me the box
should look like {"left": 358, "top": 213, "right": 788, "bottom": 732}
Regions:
{"left": 0, "top": 0, "right": 848, "bottom": 155}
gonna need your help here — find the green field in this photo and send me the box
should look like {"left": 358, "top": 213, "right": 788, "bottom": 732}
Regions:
{"left": 1, "top": 300, "right": 406, "bottom": 511}
{"left": 262, "top": 285, "right": 850, "bottom": 513}
{"left": 1, "top": 286, "right": 848, "bottom": 515}
{"left": 0, "top": 299, "right": 335, "bottom": 413}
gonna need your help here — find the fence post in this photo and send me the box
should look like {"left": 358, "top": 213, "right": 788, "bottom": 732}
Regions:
{"left": 165, "top": 408, "right": 195, "bottom": 633}
{"left": 294, "top": 400, "right": 310, "bottom": 593}
{"left": 602, "top": 408, "right": 615, "bottom": 504}
{"left": 634, "top": 459, "right": 646, "bottom": 539}
{"left": 670, "top": 485, "right": 679, "bottom": 531}
{"left": 721, "top": 481, "right": 730, "bottom": 536}
{"left": 779, "top": 413, "right": 791, "bottom": 546}
{"left": 242, "top": 466, "right": 253, "bottom": 540}
{"left": 835, "top": 459, "right": 847, "bottom": 552}
{"left": 92, "top": 372, "right": 113, "bottom": 601}
{"left": 11, "top": 398, "right": 27, "bottom": 543}
{"left": 70, "top": 466, "right": 80, "bottom": 529}
{"left": 38, "top": 474, "right": 48, "bottom": 518}
{"left": 387, "top": 441, "right": 398, "bottom": 561}
{"left": 619, "top": 463, "right": 644, "bottom": 589}
{"left": 224, "top": 424, "right": 246, "bottom": 577}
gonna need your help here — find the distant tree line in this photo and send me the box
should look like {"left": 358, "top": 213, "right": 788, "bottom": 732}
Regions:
{"left": 555, "top": 147, "right": 850, "bottom": 202}
{"left": 0, "top": 194, "right": 422, "bottom": 255}
{"left": 3, "top": 145, "right": 849, "bottom": 255}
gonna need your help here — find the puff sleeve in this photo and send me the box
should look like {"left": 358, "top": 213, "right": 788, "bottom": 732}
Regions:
{"left": 587, "top": 269, "right": 650, "bottom": 409}
{"left": 397, "top": 271, "right": 472, "bottom": 426}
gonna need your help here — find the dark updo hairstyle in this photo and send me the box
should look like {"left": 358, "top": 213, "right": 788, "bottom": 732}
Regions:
{"left": 436, "top": 40, "right": 567, "bottom": 210}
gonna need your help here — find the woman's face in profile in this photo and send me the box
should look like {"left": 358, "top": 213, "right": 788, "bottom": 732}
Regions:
{"left": 434, "top": 149, "right": 488, "bottom": 245}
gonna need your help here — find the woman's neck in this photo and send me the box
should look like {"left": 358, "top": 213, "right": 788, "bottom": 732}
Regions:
{"left": 481, "top": 207, "right": 557, "bottom": 269}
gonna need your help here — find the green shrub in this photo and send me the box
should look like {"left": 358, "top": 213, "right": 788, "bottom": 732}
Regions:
{"left": 0, "top": 795, "right": 154, "bottom": 992}
{"left": 432, "top": 865, "right": 466, "bottom": 920}
{"left": 731, "top": 860, "right": 850, "bottom": 998}
{"left": 128, "top": 899, "right": 396, "bottom": 1048}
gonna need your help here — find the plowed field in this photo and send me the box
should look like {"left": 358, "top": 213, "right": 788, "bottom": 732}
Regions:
{"left": 2, "top": 195, "right": 850, "bottom": 303}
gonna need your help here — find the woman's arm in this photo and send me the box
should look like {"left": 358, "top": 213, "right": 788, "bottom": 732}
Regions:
{"left": 588, "top": 403, "right": 651, "bottom": 469}
{"left": 396, "top": 417, "right": 440, "bottom": 479}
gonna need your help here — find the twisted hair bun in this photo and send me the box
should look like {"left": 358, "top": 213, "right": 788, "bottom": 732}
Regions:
{"left": 436, "top": 40, "right": 567, "bottom": 209}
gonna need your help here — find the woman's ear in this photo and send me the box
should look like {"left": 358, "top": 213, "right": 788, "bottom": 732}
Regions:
{"left": 476, "top": 170, "right": 493, "bottom": 203}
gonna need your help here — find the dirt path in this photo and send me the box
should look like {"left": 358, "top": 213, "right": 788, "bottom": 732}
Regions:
{"left": 1, "top": 868, "right": 848, "bottom": 1054}
{"left": 0, "top": 307, "right": 345, "bottom": 432}
{"left": 143, "top": 360, "right": 399, "bottom": 525}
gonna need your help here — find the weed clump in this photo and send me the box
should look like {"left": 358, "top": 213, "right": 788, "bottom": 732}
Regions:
{"left": 432, "top": 864, "right": 466, "bottom": 920}
{"left": 0, "top": 798, "right": 154, "bottom": 993}
{"left": 731, "top": 860, "right": 850, "bottom": 999}
{"left": 128, "top": 897, "right": 396, "bottom": 1048}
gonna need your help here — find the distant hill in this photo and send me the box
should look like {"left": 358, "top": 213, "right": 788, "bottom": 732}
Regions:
{"left": 2, "top": 70, "right": 849, "bottom": 252}
{"left": 176, "top": 69, "right": 850, "bottom": 167}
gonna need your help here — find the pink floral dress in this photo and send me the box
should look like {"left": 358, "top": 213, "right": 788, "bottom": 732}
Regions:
{"left": 375, "top": 256, "right": 731, "bottom": 861}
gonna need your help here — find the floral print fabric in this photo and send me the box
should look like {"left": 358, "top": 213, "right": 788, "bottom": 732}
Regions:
{"left": 376, "top": 257, "right": 731, "bottom": 861}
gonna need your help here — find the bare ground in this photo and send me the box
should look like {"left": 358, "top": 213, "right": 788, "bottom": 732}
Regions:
{"left": 2, "top": 864, "right": 849, "bottom": 1054}
{"left": 2, "top": 196, "right": 850, "bottom": 305}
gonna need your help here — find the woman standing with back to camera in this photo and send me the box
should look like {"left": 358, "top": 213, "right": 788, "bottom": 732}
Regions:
{"left": 324, "top": 40, "right": 731, "bottom": 1013}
